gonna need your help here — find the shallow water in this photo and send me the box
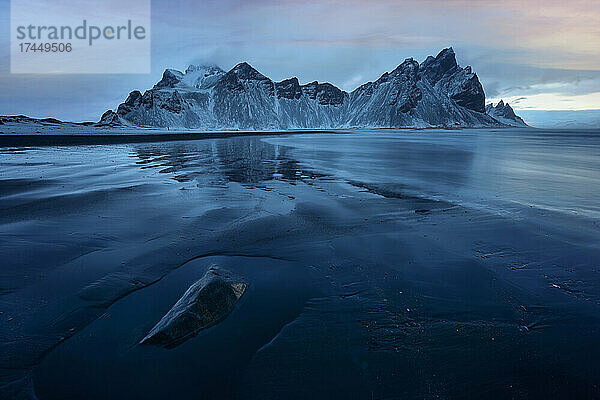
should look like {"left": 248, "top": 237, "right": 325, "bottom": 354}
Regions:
{"left": 264, "top": 128, "right": 600, "bottom": 219}
{"left": 1, "top": 128, "right": 599, "bottom": 399}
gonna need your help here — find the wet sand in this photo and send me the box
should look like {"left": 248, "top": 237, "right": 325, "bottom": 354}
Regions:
{"left": 1, "top": 129, "right": 599, "bottom": 399}
{"left": 0, "top": 130, "right": 340, "bottom": 147}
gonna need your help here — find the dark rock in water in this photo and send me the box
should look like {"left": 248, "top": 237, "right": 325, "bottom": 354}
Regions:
{"left": 140, "top": 267, "right": 247, "bottom": 348}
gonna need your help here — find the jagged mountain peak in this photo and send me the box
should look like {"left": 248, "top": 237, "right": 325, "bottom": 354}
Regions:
{"left": 154, "top": 69, "right": 184, "bottom": 88}
{"left": 213, "top": 62, "right": 275, "bottom": 98}
{"left": 303, "top": 80, "right": 342, "bottom": 90}
{"left": 433, "top": 47, "right": 457, "bottom": 67}
{"left": 104, "top": 48, "right": 526, "bottom": 129}
{"left": 232, "top": 61, "right": 254, "bottom": 71}
{"left": 438, "top": 47, "right": 455, "bottom": 58}
{"left": 185, "top": 64, "right": 223, "bottom": 74}
{"left": 394, "top": 57, "right": 419, "bottom": 70}
{"left": 230, "top": 62, "right": 269, "bottom": 81}
{"left": 421, "top": 47, "right": 459, "bottom": 85}
{"left": 275, "top": 77, "right": 302, "bottom": 99}
{"left": 301, "top": 81, "right": 347, "bottom": 106}
{"left": 486, "top": 99, "right": 527, "bottom": 127}
{"left": 153, "top": 65, "right": 226, "bottom": 90}
{"left": 181, "top": 64, "right": 225, "bottom": 89}
{"left": 278, "top": 77, "right": 300, "bottom": 85}
{"left": 390, "top": 58, "right": 420, "bottom": 78}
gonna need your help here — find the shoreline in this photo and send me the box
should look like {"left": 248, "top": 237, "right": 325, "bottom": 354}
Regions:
{"left": 0, "top": 125, "right": 539, "bottom": 147}
{"left": 0, "top": 130, "right": 337, "bottom": 147}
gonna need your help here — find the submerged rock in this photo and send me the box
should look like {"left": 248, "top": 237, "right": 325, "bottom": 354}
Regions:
{"left": 140, "top": 267, "right": 247, "bottom": 348}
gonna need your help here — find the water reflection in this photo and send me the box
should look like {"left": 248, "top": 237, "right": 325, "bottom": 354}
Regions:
{"left": 262, "top": 133, "right": 477, "bottom": 201}
{"left": 130, "top": 136, "right": 329, "bottom": 187}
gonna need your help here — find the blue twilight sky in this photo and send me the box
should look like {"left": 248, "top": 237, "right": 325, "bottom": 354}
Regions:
{"left": 0, "top": 0, "right": 599, "bottom": 124}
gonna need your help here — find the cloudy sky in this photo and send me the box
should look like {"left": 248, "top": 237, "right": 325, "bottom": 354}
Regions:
{"left": 1, "top": 0, "right": 599, "bottom": 123}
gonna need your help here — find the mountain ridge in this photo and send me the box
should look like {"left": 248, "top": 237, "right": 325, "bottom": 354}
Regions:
{"left": 100, "top": 48, "right": 526, "bottom": 130}
{"left": 485, "top": 100, "right": 528, "bottom": 127}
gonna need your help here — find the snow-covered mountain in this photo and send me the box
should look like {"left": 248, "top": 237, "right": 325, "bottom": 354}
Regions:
{"left": 100, "top": 48, "right": 526, "bottom": 130}
{"left": 485, "top": 100, "right": 528, "bottom": 127}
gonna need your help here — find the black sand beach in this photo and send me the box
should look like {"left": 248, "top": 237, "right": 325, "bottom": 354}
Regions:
{"left": 1, "top": 128, "right": 599, "bottom": 399}
{"left": 0, "top": 130, "right": 338, "bottom": 147}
